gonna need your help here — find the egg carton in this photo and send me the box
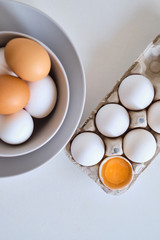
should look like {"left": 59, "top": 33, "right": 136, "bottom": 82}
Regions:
{"left": 66, "top": 34, "right": 160, "bottom": 195}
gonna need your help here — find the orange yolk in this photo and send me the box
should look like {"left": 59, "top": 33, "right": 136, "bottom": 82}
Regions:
{"left": 100, "top": 157, "right": 133, "bottom": 189}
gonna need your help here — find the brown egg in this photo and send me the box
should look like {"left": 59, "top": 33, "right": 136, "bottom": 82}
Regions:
{"left": 4, "top": 38, "right": 51, "bottom": 82}
{"left": 0, "top": 75, "right": 30, "bottom": 114}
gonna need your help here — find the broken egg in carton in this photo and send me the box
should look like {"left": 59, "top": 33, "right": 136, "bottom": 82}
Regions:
{"left": 66, "top": 34, "right": 160, "bottom": 195}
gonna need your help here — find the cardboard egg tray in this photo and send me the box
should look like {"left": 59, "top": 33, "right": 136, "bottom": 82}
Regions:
{"left": 66, "top": 34, "right": 160, "bottom": 195}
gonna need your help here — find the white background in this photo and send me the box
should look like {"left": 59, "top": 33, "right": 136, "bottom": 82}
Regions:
{"left": 1, "top": 0, "right": 160, "bottom": 239}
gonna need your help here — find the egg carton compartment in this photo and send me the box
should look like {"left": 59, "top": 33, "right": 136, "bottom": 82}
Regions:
{"left": 66, "top": 34, "right": 160, "bottom": 195}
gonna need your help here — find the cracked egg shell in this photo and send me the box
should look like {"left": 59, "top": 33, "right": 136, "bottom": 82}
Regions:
{"left": 99, "top": 156, "right": 133, "bottom": 190}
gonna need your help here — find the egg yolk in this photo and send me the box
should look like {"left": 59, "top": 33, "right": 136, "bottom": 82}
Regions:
{"left": 100, "top": 157, "right": 133, "bottom": 189}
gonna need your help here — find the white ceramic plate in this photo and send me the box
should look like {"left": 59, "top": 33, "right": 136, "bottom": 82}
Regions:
{"left": 0, "top": 0, "right": 86, "bottom": 176}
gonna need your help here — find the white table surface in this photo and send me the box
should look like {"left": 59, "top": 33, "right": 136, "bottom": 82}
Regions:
{"left": 1, "top": 0, "right": 160, "bottom": 239}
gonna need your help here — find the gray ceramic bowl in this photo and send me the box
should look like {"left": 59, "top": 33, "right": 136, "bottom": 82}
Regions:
{"left": 0, "top": 31, "right": 69, "bottom": 157}
{"left": 0, "top": 0, "right": 85, "bottom": 176}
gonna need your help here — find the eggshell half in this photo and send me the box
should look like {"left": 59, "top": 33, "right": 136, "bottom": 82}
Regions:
{"left": 99, "top": 156, "right": 133, "bottom": 190}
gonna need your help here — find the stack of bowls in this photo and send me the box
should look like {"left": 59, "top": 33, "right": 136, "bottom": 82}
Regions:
{"left": 0, "top": 0, "right": 86, "bottom": 176}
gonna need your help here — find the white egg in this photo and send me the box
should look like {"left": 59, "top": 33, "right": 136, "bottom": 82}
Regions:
{"left": 25, "top": 75, "right": 57, "bottom": 118}
{"left": 148, "top": 101, "right": 160, "bottom": 133}
{"left": 71, "top": 132, "right": 105, "bottom": 166}
{"left": 0, "top": 48, "right": 17, "bottom": 76}
{"left": 118, "top": 75, "right": 154, "bottom": 110}
{"left": 123, "top": 129, "right": 156, "bottom": 163}
{"left": 95, "top": 104, "right": 130, "bottom": 137}
{"left": 0, "top": 109, "right": 34, "bottom": 144}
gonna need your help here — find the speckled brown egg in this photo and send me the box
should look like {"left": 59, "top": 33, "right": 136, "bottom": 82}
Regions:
{"left": 0, "top": 74, "right": 30, "bottom": 114}
{"left": 4, "top": 38, "right": 51, "bottom": 82}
